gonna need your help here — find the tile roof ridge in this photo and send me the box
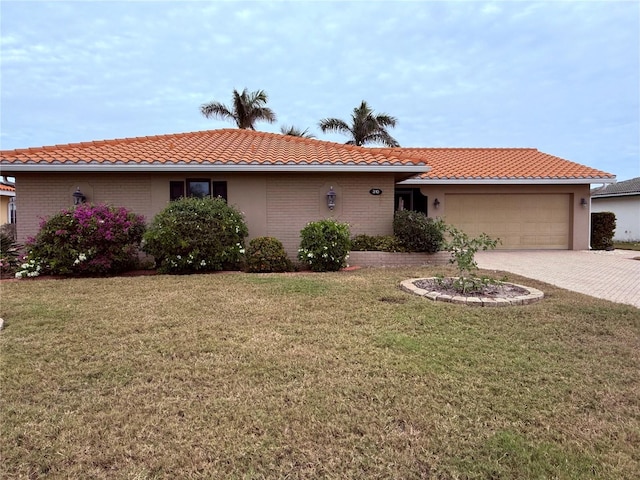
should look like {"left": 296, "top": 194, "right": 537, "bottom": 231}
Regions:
{"left": 0, "top": 129, "right": 226, "bottom": 153}
{"left": 395, "top": 147, "right": 539, "bottom": 151}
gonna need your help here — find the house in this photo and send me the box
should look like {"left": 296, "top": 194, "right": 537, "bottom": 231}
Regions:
{"left": 591, "top": 177, "right": 640, "bottom": 242}
{"left": 387, "top": 147, "right": 616, "bottom": 250}
{"left": 0, "top": 178, "right": 16, "bottom": 226}
{"left": 0, "top": 129, "right": 615, "bottom": 256}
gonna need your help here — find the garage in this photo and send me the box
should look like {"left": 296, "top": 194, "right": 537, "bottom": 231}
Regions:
{"left": 444, "top": 194, "right": 571, "bottom": 249}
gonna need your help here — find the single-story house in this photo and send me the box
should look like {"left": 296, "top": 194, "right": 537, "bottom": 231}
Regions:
{"left": 591, "top": 177, "right": 640, "bottom": 242}
{"left": 0, "top": 129, "right": 615, "bottom": 256}
{"left": 0, "top": 179, "right": 16, "bottom": 226}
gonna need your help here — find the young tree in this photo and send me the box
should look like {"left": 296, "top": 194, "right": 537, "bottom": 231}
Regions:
{"left": 318, "top": 100, "right": 400, "bottom": 147}
{"left": 200, "top": 88, "right": 276, "bottom": 130}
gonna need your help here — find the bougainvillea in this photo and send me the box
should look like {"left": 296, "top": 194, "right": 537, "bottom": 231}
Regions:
{"left": 16, "top": 203, "right": 145, "bottom": 277}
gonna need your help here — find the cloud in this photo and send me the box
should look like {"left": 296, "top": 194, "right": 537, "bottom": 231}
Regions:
{"left": 0, "top": 0, "right": 637, "bottom": 179}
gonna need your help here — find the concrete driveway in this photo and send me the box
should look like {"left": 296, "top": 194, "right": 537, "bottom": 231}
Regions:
{"left": 475, "top": 249, "right": 640, "bottom": 309}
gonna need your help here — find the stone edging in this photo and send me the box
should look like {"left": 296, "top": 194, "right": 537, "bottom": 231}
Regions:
{"left": 400, "top": 277, "right": 544, "bottom": 307}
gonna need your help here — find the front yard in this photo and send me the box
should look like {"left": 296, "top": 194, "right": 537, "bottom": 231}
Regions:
{"left": 1, "top": 267, "right": 639, "bottom": 479}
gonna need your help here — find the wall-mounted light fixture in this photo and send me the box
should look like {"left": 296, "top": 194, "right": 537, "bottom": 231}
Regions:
{"left": 580, "top": 198, "right": 588, "bottom": 208}
{"left": 326, "top": 186, "right": 336, "bottom": 210}
{"left": 73, "top": 187, "right": 86, "bottom": 205}
{"left": 433, "top": 198, "right": 440, "bottom": 209}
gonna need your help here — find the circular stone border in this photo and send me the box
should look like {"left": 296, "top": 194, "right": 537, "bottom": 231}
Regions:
{"left": 400, "top": 277, "right": 544, "bottom": 307}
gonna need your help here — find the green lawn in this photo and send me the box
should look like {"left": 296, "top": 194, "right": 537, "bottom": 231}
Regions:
{"left": 1, "top": 267, "right": 639, "bottom": 479}
{"left": 614, "top": 241, "right": 640, "bottom": 251}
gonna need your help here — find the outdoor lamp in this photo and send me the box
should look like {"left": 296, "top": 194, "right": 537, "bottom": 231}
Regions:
{"left": 433, "top": 198, "right": 440, "bottom": 209}
{"left": 326, "top": 186, "right": 336, "bottom": 210}
{"left": 580, "top": 198, "right": 588, "bottom": 208}
{"left": 73, "top": 187, "right": 86, "bottom": 205}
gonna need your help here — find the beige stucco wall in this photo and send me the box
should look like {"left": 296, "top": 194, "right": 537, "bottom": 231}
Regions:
{"left": 12, "top": 172, "right": 396, "bottom": 258}
{"left": 1, "top": 195, "right": 14, "bottom": 225}
{"left": 414, "top": 183, "right": 592, "bottom": 250}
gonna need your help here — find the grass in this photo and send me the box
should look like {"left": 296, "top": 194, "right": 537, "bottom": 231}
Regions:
{"left": 1, "top": 267, "right": 639, "bottom": 479}
{"left": 614, "top": 241, "right": 640, "bottom": 251}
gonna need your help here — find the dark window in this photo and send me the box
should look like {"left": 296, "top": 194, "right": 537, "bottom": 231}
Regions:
{"left": 170, "top": 181, "right": 185, "bottom": 201}
{"left": 212, "top": 181, "right": 228, "bottom": 201}
{"left": 186, "top": 179, "right": 211, "bottom": 198}
{"left": 395, "top": 188, "right": 428, "bottom": 214}
{"left": 170, "top": 180, "right": 228, "bottom": 201}
{"left": 8, "top": 197, "right": 16, "bottom": 224}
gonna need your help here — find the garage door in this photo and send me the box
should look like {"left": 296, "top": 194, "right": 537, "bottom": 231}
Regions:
{"left": 445, "top": 194, "right": 571, "bottom": 249}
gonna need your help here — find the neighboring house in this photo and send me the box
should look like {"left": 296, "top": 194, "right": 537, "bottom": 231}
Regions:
{"left": 0, "top": 179, "right": 16, "bottom": 225}
{"left": 0, "top": 129, "right": 615, "bottom": 256}
{"left": 591, "top": 177, "right": 640, "bottom": 242}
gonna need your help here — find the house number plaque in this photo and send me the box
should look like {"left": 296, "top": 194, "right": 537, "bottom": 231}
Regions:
{"left": 369, "top": 188, "right": 383, "bottom": 195}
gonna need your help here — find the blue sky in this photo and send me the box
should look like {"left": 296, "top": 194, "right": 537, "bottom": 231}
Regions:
{"left": 1, "top": 0, "right": 638, "bottom": 181}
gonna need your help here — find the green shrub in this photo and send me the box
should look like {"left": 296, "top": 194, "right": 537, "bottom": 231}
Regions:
{"left": 350, "top": 234, "right": 406, "bottom": 252}
{"left": 298, "top": 219, "right": 351, "bottom": 272}
{"left": 393, "top": 210, "right": 445, "bottom": 253}
{"left": 246, "top": 237, "right": 293, "bottom": 273}
{"left": 143, "top": 197, "right": 248, "bottom": 274}
{"left": 591, "top": 212, "right": 616, "bottom": 250}
{"left": 17, "top": 204, "right": 145, "bottom": 277}
{"left": 0, "top": 229, "right": 21, "bottom": 278}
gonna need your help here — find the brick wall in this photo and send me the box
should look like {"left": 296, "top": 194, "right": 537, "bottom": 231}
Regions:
{"left": 266, "top": 173, "right": 395, "bottom": 257}
{"left": 14, "top": 172, "right": 153, "bottom": 243}
{"left": 12, "top": 171, "right": 398, "bottom": 261}
{"left": 348, "top": 251, "right": 452, "bottom": 267}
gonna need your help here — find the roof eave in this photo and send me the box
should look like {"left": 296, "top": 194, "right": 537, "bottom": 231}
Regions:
{"left": 399, "top": 177, "right": 616, "bottom": 185}
{"left": 0, "top": 163, "right": 429, "bottom": 174}
{"left": 592, "top": 192, "right": 640, "bottom": 198}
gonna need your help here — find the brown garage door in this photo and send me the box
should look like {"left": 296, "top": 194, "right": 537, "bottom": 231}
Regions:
{"left": 445, "top": 194, "right": 571, "bottom": 249}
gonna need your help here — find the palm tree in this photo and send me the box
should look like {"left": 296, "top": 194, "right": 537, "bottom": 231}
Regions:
{"left": 318, "top": 100, "right": 400, "bottom": 147}
{"left": 200, "top": 88, "right": 276, "bottom": 130}
{"left": 280, "top": 125, "right": 316, "bottom": 138}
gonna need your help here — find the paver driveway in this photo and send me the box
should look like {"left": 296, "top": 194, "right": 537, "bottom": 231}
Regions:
{"left": 476, "top": 249, "right": 640, "bottom": 309}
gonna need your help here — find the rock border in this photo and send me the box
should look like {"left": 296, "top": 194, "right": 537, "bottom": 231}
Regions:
{"left": 400, "top": 277, "right": 544, "bottom": 307}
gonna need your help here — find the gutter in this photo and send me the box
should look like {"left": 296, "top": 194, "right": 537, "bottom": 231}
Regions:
{"left": 399, "top": 177, "right": 617, "bottom": 185}
{"left": 0, "top": 164, "right": 430, "bottom": 174}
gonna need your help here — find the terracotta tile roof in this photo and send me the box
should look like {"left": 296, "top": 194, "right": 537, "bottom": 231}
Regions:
{"left": 1, "top": 130, "right": 615, "bottom": 182}
{"left": 0, "top": 129, "right": 427, "bottom": 171}
{"left": 591, "top": 176, "right": 640, "bottom": 197}
{"left": 379, "top": 148, "right": 616, "bottom": 182}
{"left": 0, "top": 183, "right": 15, "bottom": 193}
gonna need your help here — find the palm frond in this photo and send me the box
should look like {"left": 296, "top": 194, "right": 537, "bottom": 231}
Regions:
{"left": 202, "top": 88, "right": 276, "bottom": 129}
{"left": 280, "top": 125, "right": 316, "bottom": 138}
{"left": 318, "top": 118, "right": 352, "bottom": 135}
{"left": 319, "top": 100, "right": 399, "bottom": 146}
{"left": 200, "top": 102, "right": 234, "bottom": 121}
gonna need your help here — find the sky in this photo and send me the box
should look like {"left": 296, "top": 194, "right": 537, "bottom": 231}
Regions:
{"left": 1, "top": 0, "right": 638, "bottom": 181}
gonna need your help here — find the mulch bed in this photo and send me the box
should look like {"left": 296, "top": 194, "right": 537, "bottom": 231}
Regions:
{"left": 413, "top": 278, "right": 529, "bottom": 298}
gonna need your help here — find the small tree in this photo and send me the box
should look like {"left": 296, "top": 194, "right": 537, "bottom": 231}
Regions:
{"left": 445, "top": 226, "right": 500, "bottom": 294}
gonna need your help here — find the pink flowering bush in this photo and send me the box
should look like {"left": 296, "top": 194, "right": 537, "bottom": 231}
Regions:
{"left": 19, "top": 204, "right": 145, "bottom": 277}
